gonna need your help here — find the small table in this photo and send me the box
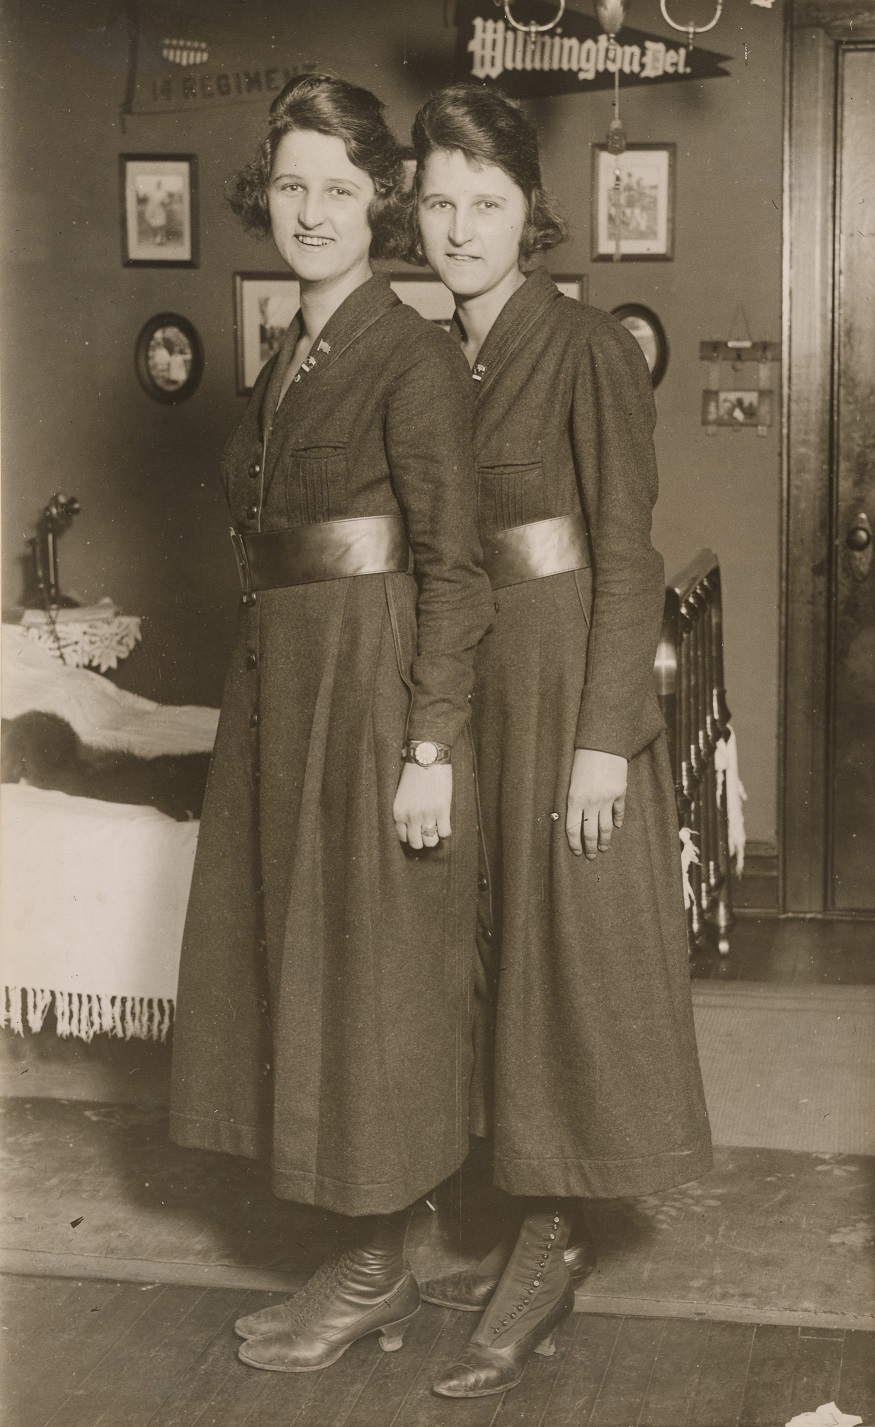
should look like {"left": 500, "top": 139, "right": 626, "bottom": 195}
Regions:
{"left": 17, "top": 602, "right": 142, "bottom": 674}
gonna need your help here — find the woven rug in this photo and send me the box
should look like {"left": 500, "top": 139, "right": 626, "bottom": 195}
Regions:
{"left": 691, "top": 981, "right": 875, "bottom": 1155}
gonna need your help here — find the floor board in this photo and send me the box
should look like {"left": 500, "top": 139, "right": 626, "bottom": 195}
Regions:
{"left": 5, "top": 1277, "right": 875, "bottom": 1427}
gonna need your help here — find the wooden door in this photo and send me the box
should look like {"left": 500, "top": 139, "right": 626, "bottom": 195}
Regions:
{"left": 783, "top": 4, "right": 875, "bottom": 914}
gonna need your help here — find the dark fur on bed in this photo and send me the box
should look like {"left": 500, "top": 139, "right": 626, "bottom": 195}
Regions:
{"left": 1, "top": 711, "right": 210, "bottom": 821}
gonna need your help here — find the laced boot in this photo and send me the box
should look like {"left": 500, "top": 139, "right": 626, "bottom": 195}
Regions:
{"left": 421, "top": 1218, "right": 596, "bottom": 1311}
{"left": 237, "top": 1208, "right": 420, "bottom": 1372}
{"left": 432, "top": 1203, "right": 576, "bottom": 1398}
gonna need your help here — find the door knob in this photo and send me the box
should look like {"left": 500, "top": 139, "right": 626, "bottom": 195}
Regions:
{"left": 846, "top": 512, "right": 872, "bottom": 580}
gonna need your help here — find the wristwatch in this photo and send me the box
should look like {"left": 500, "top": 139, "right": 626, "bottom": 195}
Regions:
{"left": 403, "top": 739, "right": 452, "bottom": 768}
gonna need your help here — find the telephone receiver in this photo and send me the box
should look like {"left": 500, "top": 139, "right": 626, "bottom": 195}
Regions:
{"left": 28, "top": 492, "right": 81, "bottom": 609}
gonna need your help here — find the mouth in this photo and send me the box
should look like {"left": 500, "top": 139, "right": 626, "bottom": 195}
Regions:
{"left": 445, "top": 253, "right": 480, "bottom": 263}
{"left": 295, "top": 234, "right": 333, "bottom": 247}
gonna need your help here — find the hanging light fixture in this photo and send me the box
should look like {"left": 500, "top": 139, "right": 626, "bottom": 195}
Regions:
{"left": 659, "top": 0, "right": 723, "bottom": 49}
{"left": 593, "top": 0, "right": 631, "bottom": 260}
{"left": 497, "top": 0, "right": 566, "bottom": 42}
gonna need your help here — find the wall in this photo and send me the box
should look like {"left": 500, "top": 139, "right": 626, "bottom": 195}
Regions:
{"left": 1, "top": 0, "right": 783, "bottom": 841}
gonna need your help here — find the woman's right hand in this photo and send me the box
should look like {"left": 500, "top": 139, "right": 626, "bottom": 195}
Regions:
{"left": 393, "top": 763, "right": 453, "bottom": 849}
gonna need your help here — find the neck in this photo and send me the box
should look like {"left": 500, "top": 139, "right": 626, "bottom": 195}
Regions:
{"left": 298, "top": 257, "right": 373, "bottom": 340}
{"left": 456, "top": 267, "right": 527, "bottom": 366}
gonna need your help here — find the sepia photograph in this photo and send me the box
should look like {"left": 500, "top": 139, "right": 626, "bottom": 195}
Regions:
{"left": 120, "top": 154, "right": 199, "bottom": 266}
{"left": 1, "top": 2, "right": 873, "bottom": 1426}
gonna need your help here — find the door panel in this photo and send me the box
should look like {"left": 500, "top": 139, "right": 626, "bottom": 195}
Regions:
{"left": 830, "top": 47, "right": 875, "bottom": 911}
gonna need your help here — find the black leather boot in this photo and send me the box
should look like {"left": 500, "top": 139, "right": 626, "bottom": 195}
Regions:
{"left": 432, "top": 1204, "right": 576, "bottom": 1398}
{"left": 421, "top": 1219, "right": 596, "bottom": 1311}
{"left": 236, "top": 1208, "right": 420, "bottom": 1372}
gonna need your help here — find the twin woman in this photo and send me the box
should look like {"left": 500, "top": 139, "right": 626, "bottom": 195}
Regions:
{"left": 169, "top": 74, "right": 712, "bottom": 1400}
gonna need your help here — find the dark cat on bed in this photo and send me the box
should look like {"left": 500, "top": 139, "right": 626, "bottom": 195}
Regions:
{"left": 1, "top": 711, "right": 210, "bottom": 821}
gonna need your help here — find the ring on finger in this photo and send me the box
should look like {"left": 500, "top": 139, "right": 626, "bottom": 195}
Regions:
{"left": 422, "top": 824, "right": 439, "bottom": 838}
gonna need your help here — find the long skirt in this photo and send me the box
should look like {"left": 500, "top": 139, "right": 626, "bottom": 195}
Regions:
{"left": 471, "top": 568, "right": 713, "bottom": 1199}
{"left": 170, "top": 571, "right": 477, "bottom": 1216}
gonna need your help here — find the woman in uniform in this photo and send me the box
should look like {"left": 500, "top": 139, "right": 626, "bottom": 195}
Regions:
{"left": 169, "top": 74, "right": 494, "bottom": 1374}
{"left": 410, "top": 84, "right": 713, "bottom": 1399}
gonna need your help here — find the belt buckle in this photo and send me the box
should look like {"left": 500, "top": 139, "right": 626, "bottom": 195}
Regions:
{"left": 229, "top": 528, "right": 252, "bottom": 596}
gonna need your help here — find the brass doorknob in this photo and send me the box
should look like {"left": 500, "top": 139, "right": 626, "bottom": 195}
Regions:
{"left": 846, "top": 523, "right": 872, "bottom": 552}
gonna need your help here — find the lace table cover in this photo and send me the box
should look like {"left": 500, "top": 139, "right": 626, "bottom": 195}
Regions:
{"left": 21, "top": 614, "right": 142, "bottom": 672}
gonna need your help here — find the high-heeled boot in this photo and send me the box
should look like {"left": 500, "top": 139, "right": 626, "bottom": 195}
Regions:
{"left": 421, "top": 1217, "right": 596, "bottom": 1311}
{"left": 236, "top": 1208, "right": 420, "bottom": 1372}
{"left": 432, "top": 1204, "right": 576, "bottom": 1398}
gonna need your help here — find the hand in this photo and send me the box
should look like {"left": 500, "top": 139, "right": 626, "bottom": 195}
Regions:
{"left": 565, "top": 748, "right": 628, "bottom": 859}
{"left": 393, "top": 763, "right": 453, "bottom": 850}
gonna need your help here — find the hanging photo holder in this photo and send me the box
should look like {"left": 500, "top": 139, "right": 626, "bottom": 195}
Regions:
{"left": 700, "top": 337, "right": 780, "bottom": 437}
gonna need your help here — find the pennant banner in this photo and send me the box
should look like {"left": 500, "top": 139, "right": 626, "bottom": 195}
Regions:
{"left": 76, "top": 4, "right": 319, "bottom": 116}
{"left": 453, "top": 0, "right": 731, "bottom": 97}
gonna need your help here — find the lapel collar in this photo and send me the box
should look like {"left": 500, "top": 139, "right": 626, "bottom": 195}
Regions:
{"left": 259, "top": 310, "right": 303, "bottom": 447}
{"left": 471, "top": 268, "right": 561, "bottom": 396}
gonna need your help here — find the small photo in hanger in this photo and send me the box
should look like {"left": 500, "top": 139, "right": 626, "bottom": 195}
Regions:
{"left": 702, "top": 389, "right": 774, "bottom": 428}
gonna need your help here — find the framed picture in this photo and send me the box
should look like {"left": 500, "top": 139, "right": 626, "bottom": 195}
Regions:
{"left": 592, "top": 145, "right": 675, "bottom": 261}
{"left": 389, "top": 274, "right": 455, "bottom": 329}
{"left": 134, "top": 313, "right": 203, "bottom": 403}
{"left": 120, "top": 155, "right": 198, "bottom": 267}
{"left": 234, "top": 272, "right": 300, "bottom": 394}
{"left": 553, "top": 274, "right": 589, "bottom": 304}
{"left": 611, "top": 303, "right": 669, "bottom": 387}
{"left": 702, "top": 388, "right": 774, "bottom": 428}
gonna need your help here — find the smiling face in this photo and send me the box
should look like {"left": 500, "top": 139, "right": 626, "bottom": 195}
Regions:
{"left": 417, "top": 148, "right": 528, "bottom": 302}
{"left": 268, "top": 128, "right": 376, "bottom": 290}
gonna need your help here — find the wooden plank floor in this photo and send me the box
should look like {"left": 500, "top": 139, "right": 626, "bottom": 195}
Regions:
{"left": 3, "top": 1277, "right": 873, "bottom": 1427}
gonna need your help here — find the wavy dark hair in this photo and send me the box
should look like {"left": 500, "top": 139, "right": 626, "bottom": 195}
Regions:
{"left": 407, "top": 84, "right": 568, "bottom": 266}
{"left": 228, "top": 73, "right": 408, "bottom": 260}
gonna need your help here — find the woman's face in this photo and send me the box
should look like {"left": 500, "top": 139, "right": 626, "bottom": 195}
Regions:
{"left": 268, "top": 128, "right": 375, "bottom": 287}
{"left": 417, "top": 148, "right": 528, "bottom": 302}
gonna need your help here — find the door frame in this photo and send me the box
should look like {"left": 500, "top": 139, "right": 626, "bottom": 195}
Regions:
{"left": 780, "top": 0, "right": 875, "bottom": 913}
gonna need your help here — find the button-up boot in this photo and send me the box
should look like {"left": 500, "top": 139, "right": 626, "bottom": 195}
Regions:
{"left": 236, "top": 1208, "right": 419, "bottom": 1372}
{"left": 432, "top": 1203, "right": 576, "bottom": 1398}
{"left": 421, "top": 1218, "right": 595, "bottom": 1310}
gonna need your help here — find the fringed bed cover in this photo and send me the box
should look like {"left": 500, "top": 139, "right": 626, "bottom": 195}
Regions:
{"left": 0, "top": 783, "right": 198, "bottom": 1042}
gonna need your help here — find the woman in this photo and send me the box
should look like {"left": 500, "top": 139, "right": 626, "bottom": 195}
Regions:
{"left": 411, "top": 85, "right": 713, "bottom": 1398}
{"left": 169, "top": 74, "right": 494, "bottom": 1373}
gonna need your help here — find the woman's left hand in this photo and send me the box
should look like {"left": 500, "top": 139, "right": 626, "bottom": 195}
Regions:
{"left": 393, "top": 763, "right": 453, "bottom": 850}
{"left": 565, "top": 748, "right": 628, "bottom": 859}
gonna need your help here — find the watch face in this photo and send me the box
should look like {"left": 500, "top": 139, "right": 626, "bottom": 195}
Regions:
{"left": 414, "top": 741, "right": 438, "bottom": 766}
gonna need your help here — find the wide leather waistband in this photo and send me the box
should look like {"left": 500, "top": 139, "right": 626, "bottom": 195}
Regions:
{"left": 230, "top": 514, "right": 410, "bottom": 594}
{"left": 482, "top": 512, "right": 590, "bottom": 590}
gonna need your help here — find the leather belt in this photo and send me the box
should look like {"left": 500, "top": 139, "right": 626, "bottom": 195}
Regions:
{"left": 230, "top": 514, "right": 410, "bottom": 595}
{"left": 482, "top": 512, "right": 590, "bottom": 590}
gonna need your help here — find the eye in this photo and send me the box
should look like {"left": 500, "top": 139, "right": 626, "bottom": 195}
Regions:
{"left": 425, "top": 199, "right": 451, "bottom": 211}
{"left": 277, "top": 181, "right": 302, "bottom": 193}
{"left": 329, "top": 186, "right": 353, "bottom": 198}
{"left": 477, "top": 200, "right": 500, "bottom": 211}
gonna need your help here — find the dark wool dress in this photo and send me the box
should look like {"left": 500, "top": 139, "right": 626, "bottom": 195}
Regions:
{"left": 469, "top": 269, "right": 713, "bottom": 1199}
{"left": 170, "top": 277, "right": 494, "bottom": 1216}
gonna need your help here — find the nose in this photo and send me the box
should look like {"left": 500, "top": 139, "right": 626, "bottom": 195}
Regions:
{"left": 448, "top": 205, "right": 473, "bottom": 247}
{"left": 298, "top": 190, "right": 326, "bottom": 229}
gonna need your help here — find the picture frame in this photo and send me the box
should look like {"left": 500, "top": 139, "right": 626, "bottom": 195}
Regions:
{"left": 702, "top": 388, "right": 774, "bottom": 428}
{"left": 120, "top": 155, "right": 198, "bottom": 267}
{"left": 611, "top": 303, "right": 669, "bottom": 387}
{"left": 234, "top": 272, "right": 300, "bottom": 394}
{"left": 134, "top": 312, "right": 203, "bottom": 404}
{"left": 592, "top": 145, "right": 675, "bottom": 262}
{"left": 552, "top": 274, "right": 589, "bottom": 304}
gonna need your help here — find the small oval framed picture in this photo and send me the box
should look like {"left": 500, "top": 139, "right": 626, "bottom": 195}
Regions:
{"left": 611, "top": 304, "right": 669, "bottom": 388}
{"left": 135, "top": 312, "right": 203, "bottom": 403}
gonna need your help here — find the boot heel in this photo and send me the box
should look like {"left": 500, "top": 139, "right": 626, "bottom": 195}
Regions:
{"left": 378, "top": 1311, "right": 417, "bottom": 1352}
{"left": 533, "top": 1329, "right": 557, "bottom": 1358}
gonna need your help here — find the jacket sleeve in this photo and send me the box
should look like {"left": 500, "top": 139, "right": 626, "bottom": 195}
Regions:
{"left": 384, "top": 329, "right": 494, "bottom": 748}
{"left": 571, "top": 314, "right": 666, "bottom": 760}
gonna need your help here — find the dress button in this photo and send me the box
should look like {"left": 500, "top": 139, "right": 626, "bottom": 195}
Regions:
{"left": 250, "top": 711, "right": 259, "bottom": 729}
{"left": 481, "top": 928, "right": 493, "bottom": 943}
{"left": 242, "top": 592, "right": 257, "bottom": 608}
{"left": 478, "top": 875, "right": 488, "bottom": 892}
{"left": 248, "top": 460, "right": 261, "bottom": 478}
{"left": 246, "top": 652, "right": 257, "bottom": 670}
{"left": 246, "top": 504, "right": 258, "bottom": 520}
{"left": 494, "top": 601, "right": 500, "bottom": 613}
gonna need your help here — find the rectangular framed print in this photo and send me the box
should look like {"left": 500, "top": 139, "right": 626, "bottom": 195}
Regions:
{"left": 120, "top": 154, "right": 198, "bottom": 267}
{"left": 234, "top": 272, "right": 300, "bottom": 394}
{"left": 591, "top": 145, "right": 675, "bottom": 261}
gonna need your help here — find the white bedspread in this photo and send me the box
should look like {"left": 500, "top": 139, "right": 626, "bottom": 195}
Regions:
{"left": 0, "top": 784, "right": 195, "bottom": 1041}
{"left": 2, "top": 625, "right": 219, "bottom": 756}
